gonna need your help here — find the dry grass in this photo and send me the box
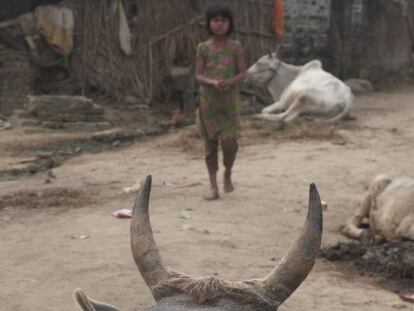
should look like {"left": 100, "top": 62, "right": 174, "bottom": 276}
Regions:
{"left": 160, "top": 125, "right": 204, "bottom": 155}
{"left": 241, "top": 118, "right": 348, "bottom": 146}
{"left": 159, "top": 118, "right": 348, "bottom": 156}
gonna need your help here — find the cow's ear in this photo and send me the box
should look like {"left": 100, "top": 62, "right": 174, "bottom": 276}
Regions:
{"left": 268, "top": 58, "right": 280, "bottom": 71}
{"left": 73, "top": 289, "right": 121, "bottom": 311}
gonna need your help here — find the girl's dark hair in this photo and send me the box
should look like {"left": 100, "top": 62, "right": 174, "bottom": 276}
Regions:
{"left": 205, "top": 4, "right": 234, "bottom": 36}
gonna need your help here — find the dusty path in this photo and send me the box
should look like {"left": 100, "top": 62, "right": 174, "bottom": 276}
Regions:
{"left": 1, "top": 84, "right": 414, "bottom": 311}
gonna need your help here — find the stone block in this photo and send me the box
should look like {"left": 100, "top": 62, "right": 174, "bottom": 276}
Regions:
{"left": 92, "top": 128, "right": 144, "bottom": 143}
{"left": 27, "top": 95, "right": 94, "bottom": 119}
{"left": 88, "top": 105, "right": 105, "bottom": 115}
{"left": 19, "top": 118, "right": 41, "bottom": 127}
{"left": 62, "top": 114, "right": 86, "bottom": 122}
{"left": 62, "top": 121, "right": 112, "bottom": 132}
{"left": 13, "top": 109, "right": 33, "bottom": 119}
{"left": 42, "top": 121, "right": 64, "bottom": 129}
{"left": 43, "top": 115, "right": 64, "bottom": 122}
{"left": 86, "top": 114, "right": 106, "bottom": 122}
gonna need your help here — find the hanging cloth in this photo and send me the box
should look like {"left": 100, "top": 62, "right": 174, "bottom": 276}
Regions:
{"left": 118, "top": 0, "right": 132, "bottom": 55}
{"left": 273, "top": 0, "right": 285, "bottom": 41}
{"left": 34, "top": 5, "right": 74, "bottom": 56}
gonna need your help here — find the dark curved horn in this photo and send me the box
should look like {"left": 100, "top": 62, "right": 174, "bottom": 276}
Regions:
{"left": 258, "top": 184, "right": 322, "bottom": 305}
{"left": 130, "top": 175, "right": 169, "bottom": 291}
{"left": 73, "top": 288, "right": 120, "bottom": 311}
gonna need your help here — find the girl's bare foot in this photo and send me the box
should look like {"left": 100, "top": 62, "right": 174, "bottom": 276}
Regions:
{"left": 204, "top": 188, "right": 219, "bottom": 200}
{"left": 223, "top": 171, "right": 234, "bottom": 193}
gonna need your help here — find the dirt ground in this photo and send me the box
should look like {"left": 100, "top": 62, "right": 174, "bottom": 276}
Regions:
{"left": 1, "top": 83, "right": 414, "bottom": 311}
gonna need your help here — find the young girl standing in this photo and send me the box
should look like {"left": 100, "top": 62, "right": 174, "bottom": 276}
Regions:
{"left": 195, "top": 5, "right": 246, "bottom": 200}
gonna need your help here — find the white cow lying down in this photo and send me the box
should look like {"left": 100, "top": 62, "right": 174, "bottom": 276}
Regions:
{"left": 246, "top": 53, "right": 353, "bottom": 123}
{"left": 342, "top": 175, "right": 414, "bottom": 242}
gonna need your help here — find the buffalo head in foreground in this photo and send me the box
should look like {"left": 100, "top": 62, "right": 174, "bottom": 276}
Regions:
{"left": 73, "top": 176, "right": 323, "bottom": 311}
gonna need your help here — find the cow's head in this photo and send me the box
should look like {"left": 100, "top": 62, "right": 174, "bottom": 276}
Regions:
{"left": 73, "top": 176, "right": 323, "bottom": 311}
{"left": 246, "top": 53, "right": 281, "bottom": 87}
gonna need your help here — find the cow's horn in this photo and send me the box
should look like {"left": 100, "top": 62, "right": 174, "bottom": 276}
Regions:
{"left": 130, "top": 175, "right": 169, "bottom": 291}
{"left": 257, "top": 184, "right": 322, "bottom": 305}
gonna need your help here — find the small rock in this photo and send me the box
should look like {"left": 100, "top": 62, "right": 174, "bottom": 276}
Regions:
{"left": 62, "top": 114, "right": 86, "bottom": 122}
{"left": 86, "top": 114, "right": 106, "bottom": 122}
{"left": 19, "top": 119, "right": 40, "bottom": 127}
{"left": 128, "top": 104, "right": 149, "bottom": 111}
{"left": 36, "top": 152, "right": 54, "bottom": 159}
{"left": 92, "top": 128, "right": 143, "bottom": 143}
{"left": 89, "top": 104, "right": 105, "bottom": 115}
{"left": 134, "top": 128, "right": 146, "bottom": 136}
{"left": 163, "top": 181, "right": 176, "bottom": 187}
{"left": 47, "top": 171, "right": 56, "bottom": 179}
{"left": 42, "top": 121, "right": 64, "bottom": 129}
{"left": 181, "top": 224, "right": 194, "bottom": 231}
{"left": 0, "top": 120, "right": 12, "bottom": 130}
{"left": 178, "top": 211, "right": 192, "bottom": 220}
{"left": 124, "top": 95, "right": 141, "bottom": 105}
{"left": 70, "top": 234, "right": 90, "bottom": 239}
{"left": 389, "top": 302, "right": 408, "bottom": 309}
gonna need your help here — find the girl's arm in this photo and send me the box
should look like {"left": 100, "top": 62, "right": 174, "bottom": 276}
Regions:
{"left": 195, "top": 47, "right": 220, "bottom": 88}
{"left": 220, "top": 42, "right": 246, "bottom": 88}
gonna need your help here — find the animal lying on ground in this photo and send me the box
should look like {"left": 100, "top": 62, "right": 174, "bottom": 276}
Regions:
{"left": 245, "top": 53, "right": 353, "bottom": 123}
{"left": 342, "top": 174, "right": 414, "bottom": 242}
{"left": 73, "top": 175, "right": 323, "bottom": 311}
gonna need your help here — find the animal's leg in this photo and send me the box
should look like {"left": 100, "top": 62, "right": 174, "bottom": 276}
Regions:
{"left": 396, "top": 214, "right": 414, "bottom": 241}
{"left": 325, "top": 100, "right": 352, "bottom": 124}
{"left": 262, "top": 101, "right": 285, "bottom": 114}
{"left": 342, "top": 192, "right": 372, "bottom": 239}
{"left": 276, "top": 95, "right": 307, "bottom": 123}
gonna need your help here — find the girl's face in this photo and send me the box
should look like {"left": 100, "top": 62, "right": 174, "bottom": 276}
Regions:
{"left": 210, "top": 16, "right": 230, "bottom": 36}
